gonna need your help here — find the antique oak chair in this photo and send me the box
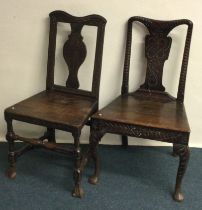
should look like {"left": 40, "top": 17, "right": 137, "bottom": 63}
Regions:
{"left": 4, "top": 10, "right": 106, "bottom": 198}
{"left": 81, "top": 17, "right": 193, "bottom": 201}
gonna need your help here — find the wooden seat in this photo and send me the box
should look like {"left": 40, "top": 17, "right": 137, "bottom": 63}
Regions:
{"left": 4, "top": 10, "right": 106, "bottom": 198}
{"left": 5, "top": 90, "right": 97, "bottom": 129}
{"left": 80, "top": 16, "right": 193, "bottom": 202}
{"left": 93, "top": 92, "right": 190, "bottom": 132}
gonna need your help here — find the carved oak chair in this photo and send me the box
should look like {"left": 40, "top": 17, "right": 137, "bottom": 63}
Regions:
{"left": 4, "top": 10, "right": 106, "bottom": 198}
{"left": 82, "top": 17, "right": 193, "bottom": 202}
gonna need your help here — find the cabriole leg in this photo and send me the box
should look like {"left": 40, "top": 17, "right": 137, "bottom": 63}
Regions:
{"left": 88, "top": 128, "right": 104, "bottom": 185}
{"left": 173, "top": 144, "right": 190, "bottom": 202}
{"left": 72, "top": 131, "right": 84, "bottom": 198}
{"left": 172, "top": 143, "right": 179, "bottom": 157}
{"left": 5, "top": 118, "right": 17, "bottom": 179}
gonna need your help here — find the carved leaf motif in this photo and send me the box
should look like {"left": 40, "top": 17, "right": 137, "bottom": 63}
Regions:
{"left": 63, "top": 23, "right": 87, "bottom": 89}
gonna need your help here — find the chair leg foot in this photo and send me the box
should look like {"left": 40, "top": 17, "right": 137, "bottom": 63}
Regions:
{"left": 5, "top": 166, "right": 16, "bottom": 179}
{"left": 72, "top": 185, "right": 84, "bottom": 198}
{"left": 72, "top": 166, "right": 84, "bottom": 198}
{"left": 72, "top": 168, "right": 84, "bottom": 198}
{"left": 173, "top": 190, "right": 184, "bottom": 202}
{"left": 88, "top": 175, "right": 99, "bottom": 185}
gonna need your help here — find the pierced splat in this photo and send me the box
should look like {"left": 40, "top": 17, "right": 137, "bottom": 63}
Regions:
{"left": 140, "top": 34, "right": 172, "bottom": 91}
{"left": 63, "top": 23, "right": 87, "bottom": 89}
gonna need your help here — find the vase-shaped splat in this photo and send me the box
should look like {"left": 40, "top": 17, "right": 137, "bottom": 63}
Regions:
{"left": 63, "top": 23, "right": 87, "bottom": 89}
{"left": 140, "top": 34, "right": 172, "bottom": 91}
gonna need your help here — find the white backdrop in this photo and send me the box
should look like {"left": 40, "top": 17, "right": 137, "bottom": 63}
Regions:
{"left": 0, "top": 0, "right": 201, "bottom": 147}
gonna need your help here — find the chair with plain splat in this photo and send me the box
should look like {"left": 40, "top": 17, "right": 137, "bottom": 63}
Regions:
{"left": 83, "top": 16, "right": 193, "bottom": 202}
{"left": 4, "top": 10, "right": 106, "bottom": 198}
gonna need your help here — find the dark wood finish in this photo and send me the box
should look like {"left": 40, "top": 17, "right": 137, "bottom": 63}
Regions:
{"left": 47, "top": 128, "right": 56, "bottom": 143}
{"left": 121, "top": 17, "right": 193, "bottom": 103}
{"left": 63, "top": 23, "right": 87, "bottom": 89}
{"left": 4, "top": 10, "right": 106, "bottom": 198}
{"left": 93, "top": 92, "right": 190, "bottom": 133}
{"left": 121, "top": 135, "right": 128, "bottom": 147}
{"left": 80, "top": 17, "right": 193, "bottom": 202}
{"left": 141, "top": 35, "right": 171, "bottom": 91}
{"left": 5, "top": 91, "right": 98, "bottom": 129}
{"left": 46, "top": 11, "right": 106, "bottom": 99}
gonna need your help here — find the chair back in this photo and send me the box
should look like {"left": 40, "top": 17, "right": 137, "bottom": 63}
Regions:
{"left": 46, "top": 10, "right": 106, "bottom": 100}
{"left": 122, "top": 16, "right": 193, "bottom": 102}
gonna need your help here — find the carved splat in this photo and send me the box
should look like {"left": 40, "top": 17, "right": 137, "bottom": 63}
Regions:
{"left": 122, "top": 17, "right": 192, "bottom": 99}
{"left": 63, "top": 23, "right": 87, "bottom": 89}
{"left": 140, "top": 34, "right": 172, "bottom": 91}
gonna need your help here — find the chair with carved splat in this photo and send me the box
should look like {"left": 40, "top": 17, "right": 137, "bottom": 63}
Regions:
{"left": 83, "top": 17, "right": 193, "bottom": 201}
{"left": 4, "top": 10, "right": 106, "bottom": 197}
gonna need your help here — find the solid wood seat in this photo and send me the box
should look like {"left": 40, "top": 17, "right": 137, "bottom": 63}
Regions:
{"left": 5, "top": 90, "right": 97, "bottom": 129}
{"left": 93, "top": 91, "right": 190, "bottom": 133}
{"left": 4, "top": 10, "right": 106, "bottom": 198}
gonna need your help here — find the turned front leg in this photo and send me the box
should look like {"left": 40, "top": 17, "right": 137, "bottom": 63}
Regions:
{"left": 72, "top": 131, "right": 84, "bottom": 198}
{"left": 5, "top": 118, "right": 17, "bottom": 179}
{"left": 173, "top": 144, "right": 190, "bottom": 202}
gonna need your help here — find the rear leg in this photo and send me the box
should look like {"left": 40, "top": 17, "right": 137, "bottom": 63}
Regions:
{"left": 5, "top": 118, "right": 17, "bottom": 179}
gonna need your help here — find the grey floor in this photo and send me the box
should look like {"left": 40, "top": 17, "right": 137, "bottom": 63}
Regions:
{"left": 0, "top": 143, "right": 201, "bottom": 210}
